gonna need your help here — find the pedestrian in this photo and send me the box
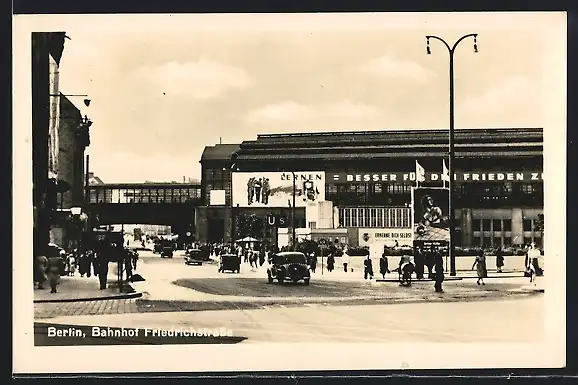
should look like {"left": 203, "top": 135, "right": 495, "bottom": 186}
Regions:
{"left": 414, "top": 246, "right": 424, "bottom": 279}
{"left": 363, "top": 255, "right": 374, "bottom": 280}
{"left": 342, "top": 247, "right": 350, "bottom": 273}
{"left": 124, "top": 249, "right": 133, "bottom": 281}
{"left": 379, "top": 252, "right": 389, "bottom": 279}
{"left": 424, "top": 247, "right": 434, "bottom": 279}
{"left": 524, "top": 244, "right": 531, "bottom": 276}
{"left": 87, "top": 249, "right": 95, "bottom": 278}
{"left": 34, "top": 254, "right": 48, "bottom": 289}
{"left": 47, "top": 250, "right": 64, "bottom": 294}
{"left": 131, "top": 250, "right": 139, "bottom": 270}
{"left": 249, "top": 250, "right": 257, "bottom": 269}
{"left": 95, "top": 253, "right": 109, "bottom": 290}
{"left": 495, "top": 246, "right": 504, "bottom": 273}
{"left": 259, "top": 249, "right": 266, "bottom": 267}
{"left": 472, "top": 248, "right": 488, "bottom": 285}
{"left": 310, "top": 253, "right": 317, "bottom": 273}
{"left": 68, "top": 254, "right": 76, "bottom": 276}
{"left": 528, "top": 243, "right": 543, "bottom": 284}
{"left": 433, "top": 250, "right": 444, "bottom": 293}
{"left": 398, "top": 255, "right": 414, "bottom": 286}
{"left": 327, "top": 254, "right": 335, "bottom": 272}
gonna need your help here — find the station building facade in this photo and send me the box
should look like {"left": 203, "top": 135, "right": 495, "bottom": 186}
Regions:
{"left": 197, "top": 128, "right": 543, "bottom": 248}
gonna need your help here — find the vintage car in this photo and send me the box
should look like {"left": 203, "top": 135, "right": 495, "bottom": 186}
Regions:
{"left": 160, "top": 245, "right": 174, "bottom": 258}
{"left": 267, "top": 252, "right": 310, "bottom": 285}
{"left": 218, "top": 253, "right": 241, "bottom": 273}
{"left": 185, "top": 248, "right": 204, "bottom": 265}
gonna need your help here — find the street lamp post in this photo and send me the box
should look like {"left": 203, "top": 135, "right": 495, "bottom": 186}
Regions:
{"left": 291, "top": 171, "right": 296, "bottom": 249}
{"left": 426, "top": 33, "right": 478, "bottom": 277}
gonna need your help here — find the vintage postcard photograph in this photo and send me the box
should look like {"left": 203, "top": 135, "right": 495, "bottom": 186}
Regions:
{"left": 13, "top": 11, "right": 566, "bottom": 374}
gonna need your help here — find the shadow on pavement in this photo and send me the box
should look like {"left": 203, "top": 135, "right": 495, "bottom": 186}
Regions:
{"left": 34, "top": 322, "right": 246, "bottom": 346}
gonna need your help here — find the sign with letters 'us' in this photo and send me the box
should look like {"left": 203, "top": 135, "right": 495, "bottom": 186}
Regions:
{"left": 266, "top": 213, "right": 289, "bottom": 228}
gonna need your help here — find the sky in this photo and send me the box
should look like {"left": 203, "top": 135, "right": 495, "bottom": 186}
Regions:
{"left": 37, "top": 12, "right": 559, "bottom": 183}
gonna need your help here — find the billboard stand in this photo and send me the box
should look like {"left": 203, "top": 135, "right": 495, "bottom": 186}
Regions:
{"left": 411, "top": 187, "right": 451, "bottom": 271}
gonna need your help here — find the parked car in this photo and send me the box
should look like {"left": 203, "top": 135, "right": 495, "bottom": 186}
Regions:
{"left": 218, "top": 253, "right": 241, "bottom": 273}
{"left": 267, "top": 252, "right": 310, "bottom": 285}
{"left": 185, "top": 248, "right": 203, "bottom": 265}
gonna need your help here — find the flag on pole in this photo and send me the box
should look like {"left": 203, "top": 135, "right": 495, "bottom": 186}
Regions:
{"left": 442, "top": 159, "right": 450, "bottom": 188}
{"left": 415, "top": 160, "right": 426, "bottom": 187}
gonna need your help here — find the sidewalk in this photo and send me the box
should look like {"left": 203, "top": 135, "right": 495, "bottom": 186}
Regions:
{"left": 34, "top": 263, "right": 142, "bottom": 303}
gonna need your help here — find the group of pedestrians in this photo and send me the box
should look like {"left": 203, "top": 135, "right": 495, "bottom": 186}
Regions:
{"left": 34, "top": 246, "right": 107, "bottom": 293}
{"left": 34, "top": 240, "right": 141, "bottom": 294}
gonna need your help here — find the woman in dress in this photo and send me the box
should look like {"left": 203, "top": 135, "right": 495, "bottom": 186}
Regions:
{"left": 472, "top": 248, "right": 488, "bottom": 285}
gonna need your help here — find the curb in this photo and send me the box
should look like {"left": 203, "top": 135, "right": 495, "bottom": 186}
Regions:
{"left": 34, "top": 280, "right": 142, "bottom": 304}
{"left": 34, "top": 291, "right": 143, "bottom": 303}
{"left": 134, "top": 290, "right": 541, "bottom": 314}
{"left": 375, "top": 277, "right": 463, "bottom": 283}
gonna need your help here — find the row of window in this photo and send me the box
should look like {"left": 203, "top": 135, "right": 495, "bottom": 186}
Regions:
{"left": 472, "top": 218, "right": 538, "bottom": 232}
{"left": 338, "top": 207, "right": 412, "bottom": 228}
{"left": 326, "top": 182, "right": 543, "bottom": 208}
{"left": 88, "top": 187, "right": 201, "bottom": 204}
{"left": 204, "top": 168, "right": 231, "bottom": 181}
{"left": 472, "top": 235, "right": 541, "bottom": 248}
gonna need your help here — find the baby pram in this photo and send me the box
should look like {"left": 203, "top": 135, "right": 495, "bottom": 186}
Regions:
{"left": 398, "top": 256, "right": 415, "bottom": 286}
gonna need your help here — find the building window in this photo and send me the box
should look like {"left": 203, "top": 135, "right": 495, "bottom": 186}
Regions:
{"left": 337, "top": 207, "right": 411, "bottom": 228}
{"left": 351, "top": 209, "right": 358, "bottom": 227}
{"left": 472, "top": 219, "right": 481, "bottom": 232}
{"left": 523, "top": 236, "right": 533, "bottom": 246}
{"left": 482, "top": 219, "right": 491, "bottom": 232}
{"left": 472, "top": 236, "right": 481, "bottom": 246}
{"left": 521, "top": 184, "right": 535, "bottom": 194}
{"left": 523, "top": 219, "right": 532, "bottom": 232}
{"left": 503, "top": 219, "right": 512, "bottom": 231}
{"left": 492, "top": 219, "right": 502, "bottom": 231}
{"left": 376, "top": 209, "right": 384, "bottom": 228}
{"left": 483, "top": 236, "right": 491, "bottom": 247}
{"left": 493, "top": 236, "right": 502, "bottom": 247}
{"left": 504, "top": 236, "right": 512, "bottom": 246}
{"left": 370, "top": 208, "right": 377, "bottom": 227}
{"left": 104, "top": 189, "right": 112, "bottom": 203}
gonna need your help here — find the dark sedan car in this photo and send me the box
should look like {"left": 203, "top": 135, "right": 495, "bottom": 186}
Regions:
{"left": 267, "top": 252, "right": 310, "bottom": 285}
{"left": 185, "top": 249, "right": 203, "bottom": 265}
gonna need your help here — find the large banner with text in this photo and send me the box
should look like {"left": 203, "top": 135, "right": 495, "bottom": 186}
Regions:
{"left": 232, "top": 171, "right": 326, "bottom": 208}
{"left": 411, "top": 187, "right": 450, "bottom": 250}
{"left": 329, "top": 171, "right": 543, "bottom": 184}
